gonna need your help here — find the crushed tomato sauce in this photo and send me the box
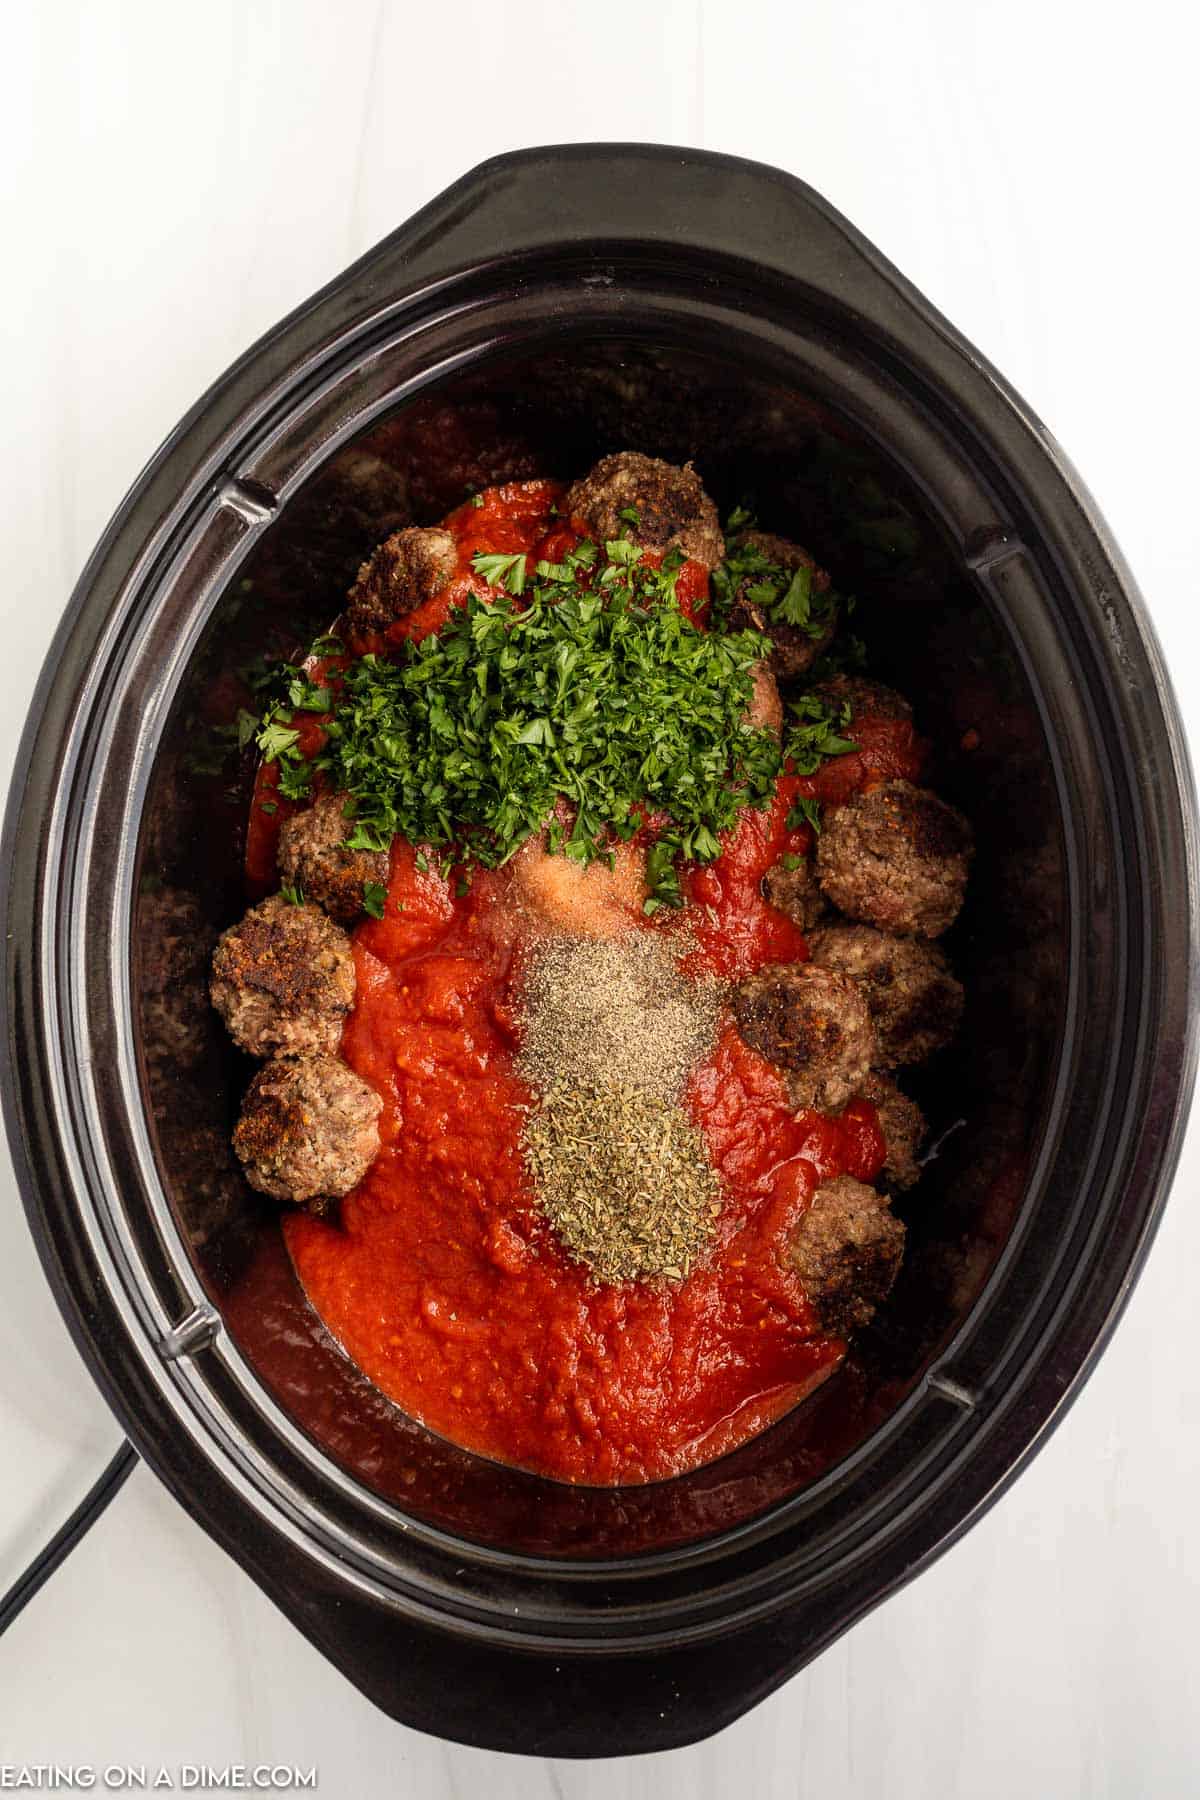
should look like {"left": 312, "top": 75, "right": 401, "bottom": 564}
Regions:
{"left": 253, "top": 481, "right": 925, "bottom": 1486}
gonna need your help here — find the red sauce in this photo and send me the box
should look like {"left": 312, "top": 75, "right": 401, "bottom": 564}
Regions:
{"left": 806, "top": 716, "right": 926, "bottom": 806}
{"left": 267, "top": 483, "right": 911, "bottom": 1486}
{"left": 681, "top": 778, "right": 811, "bottom": 980}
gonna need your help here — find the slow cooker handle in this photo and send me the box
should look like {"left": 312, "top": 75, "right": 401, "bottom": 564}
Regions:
{"left": 358, "top": 142, "right": 918, "bottom": 343}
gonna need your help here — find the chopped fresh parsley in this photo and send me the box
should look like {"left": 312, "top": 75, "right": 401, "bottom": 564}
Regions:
{"left": 602, "top": 538, "right": 641, "bottom": 574}
{"left": 783, "top": 692, "right": 858, "bottom": 775}
{"left": 362, "top": 881, "right": 387, "bottom": 920}
{"left": 642, "top": 840, "right": 684, "bottom": 916}
{"left": 256, "top": 534, "right": 859, "bottom": 911}
{"left": 472, "top": 550, "right": 529, "bottom": 596}
{"left": 257, "top": 721, "right": 300, "bottom": 761}
{"left": 280, "top": 883, "right": 305, "bottom": 907}
{"left": 286, "top": 675, "right": 332, "bottom": 713}
{"left": 710, "top": 509, "right": 842, "bottom": 641}
{"left": 785, "top": 793, "right": 823, "bottom": 836}
{"left": 250, "top": 652, "right": 337, "bottom": 799}
{"left": 775, "top": 565, "right": 815, "bottom": 628}
{"left": 276, "top": 756, "right": 313, "bottom": 801}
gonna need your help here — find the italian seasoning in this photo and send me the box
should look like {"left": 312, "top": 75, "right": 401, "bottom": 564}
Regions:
{"left": 517, "top": 932, "right": 725, "bottom": 1283}
{"left": 524, "top": 1078, "right": 722, "bottom": 1285}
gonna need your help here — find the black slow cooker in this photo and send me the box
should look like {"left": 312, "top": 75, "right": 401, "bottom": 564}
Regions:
{"left": 3, "top": 145, "right": 1196, "bottom": 1755}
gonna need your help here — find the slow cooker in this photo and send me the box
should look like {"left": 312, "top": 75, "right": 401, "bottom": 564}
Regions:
{"left": 3, "top": 145, "right": 1195, "bottom": 1755}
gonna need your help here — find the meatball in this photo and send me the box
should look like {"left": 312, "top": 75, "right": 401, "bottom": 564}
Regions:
{"left": 377, "top": 400, "right": 542, "bottom": 518}
{"left": 247, "top": 446, "right": 411, "bottom": 611}
{"left": 563, "top": 451, "right": 724, "bottom": 569}
{"left": 788, "top": 1173, "right": 906, "bottom": 1335}
{"left": 816, "top": 780, "right": 972, "bottom": 938}
{"left": 138, "top": 885, "right": 215, "bottom": 1073}
{"left": 732, "top": 963, "right": 875, "bottom": 1111}
{"left": 277, "top": 792, "right": 390, "bottom": 925}
{"left": 210, "top": 894, "right": 355, "bottom": 1056}
{"left": 727, "top": 530, "right": 837, "bottom": 681}
{"left": 233, "top": 1053, "right": 382, "bottom": 1202}
{"left": 807, "top": 923, "right": 963, "bottom": 1067}
{"left": 761, "top": 853, "right": 826, "bottom": 931}
{"left": 331, "top": 448, "right": 410, "bottom": 519}
{"left": 155, "top": 1116, "right": 247, "bottom": 1247}
{"left": 813, "top": 674, "right": 913, "bottom": 725}
{"left": 345, "top": 525, "right": 458, "bottom": 631}
{"left": 854, "top": 1072, "right": 927, "bottom": 1192}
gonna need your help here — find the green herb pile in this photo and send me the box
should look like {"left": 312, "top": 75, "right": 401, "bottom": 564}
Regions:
{"left": 255, "top": 533, "right": 857, "bottom": 913}
{"left": 710, "top": 505, "right": 842, "bottom": 639}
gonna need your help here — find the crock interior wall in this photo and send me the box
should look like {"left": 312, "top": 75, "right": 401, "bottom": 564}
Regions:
{"left": 133, "top": 337, "right": 1065, "bottom": 1555}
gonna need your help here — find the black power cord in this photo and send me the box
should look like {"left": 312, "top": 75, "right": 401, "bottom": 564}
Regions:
{"left": 0, "top": 1441, "right": 138, "bottom": 1637}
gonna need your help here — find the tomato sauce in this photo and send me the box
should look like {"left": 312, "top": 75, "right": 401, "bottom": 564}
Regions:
{"left": 265, "top": 482, "right": 916, "bottom": 1486}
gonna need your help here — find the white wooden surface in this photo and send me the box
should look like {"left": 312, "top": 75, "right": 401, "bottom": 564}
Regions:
{"left": 3, "top": 2, "right": 1199, "bottom": 1792}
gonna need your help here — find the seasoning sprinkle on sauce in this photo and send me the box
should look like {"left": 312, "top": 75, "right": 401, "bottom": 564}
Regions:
{"left": 518, "top": 931, "right": 723, "bottom": 1102}
{"left": 524, "top": 1077, "right": 721, "bottom": 1284}
{"left": 517, "top": 931, "right": 724, "bottom": 1281}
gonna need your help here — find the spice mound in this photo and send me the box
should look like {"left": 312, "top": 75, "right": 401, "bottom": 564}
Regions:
{"left": 525, "top": 1077, "right": 721, "bottom": 1284}
{"left": 518, "top": 932, "right": 724, "bottom": 1283}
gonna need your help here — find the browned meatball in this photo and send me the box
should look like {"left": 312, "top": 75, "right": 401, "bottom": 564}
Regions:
{"left": 246, "top": 446, "right": 411, "bottom": 611}
{"left": 807, "top": 923, "right": 963, "bottom": 1067}
{"left": 813, "top": 674, "right": 913, "bottom": 725}
{"left": 155, "top": 1116, "right": 247, "bottom": 1247}
{"left": 727, "top": 530, "right": 837, "bottom": 681}
{"left": 233, "top": 1053, "right": 382, "bottom": 1202}
{"left": 331, "top": 447, "right": 410, "bottom": 512}
{"left": 788, "top": 1173, "right": 906, "bottom": 1335}
{"left": 345, "top": 525, "right": 458, "bottom": 631}
{"left": 210, "top": 894, "right": 355, "bottom": 1056}
{"left": 732, "top": 963, "right": 875, "bottom": 1110}
{"left": 817, "top": 780, "right": 972, "bottom": 938}
{"left": 854, "top": 1072, "right": 927, "bottom": 1191}
{"left": 277, "top": 792, "right": 390, "bottom": 925}
{"left": 563, "top": 452, "right": 724, "bottom": 569}
{"left": 140, "top": 885, "right": 210, "bottom": 990}
{"left": 138, "top": 885, "right": 215, "bottom": 1073}
{"left": 761, "top": 853, "right": 826, "bottom": 931}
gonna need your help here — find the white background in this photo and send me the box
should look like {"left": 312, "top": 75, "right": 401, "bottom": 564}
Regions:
{"left": 3, "top": 2, "right": 1199, "bottom": 1794}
